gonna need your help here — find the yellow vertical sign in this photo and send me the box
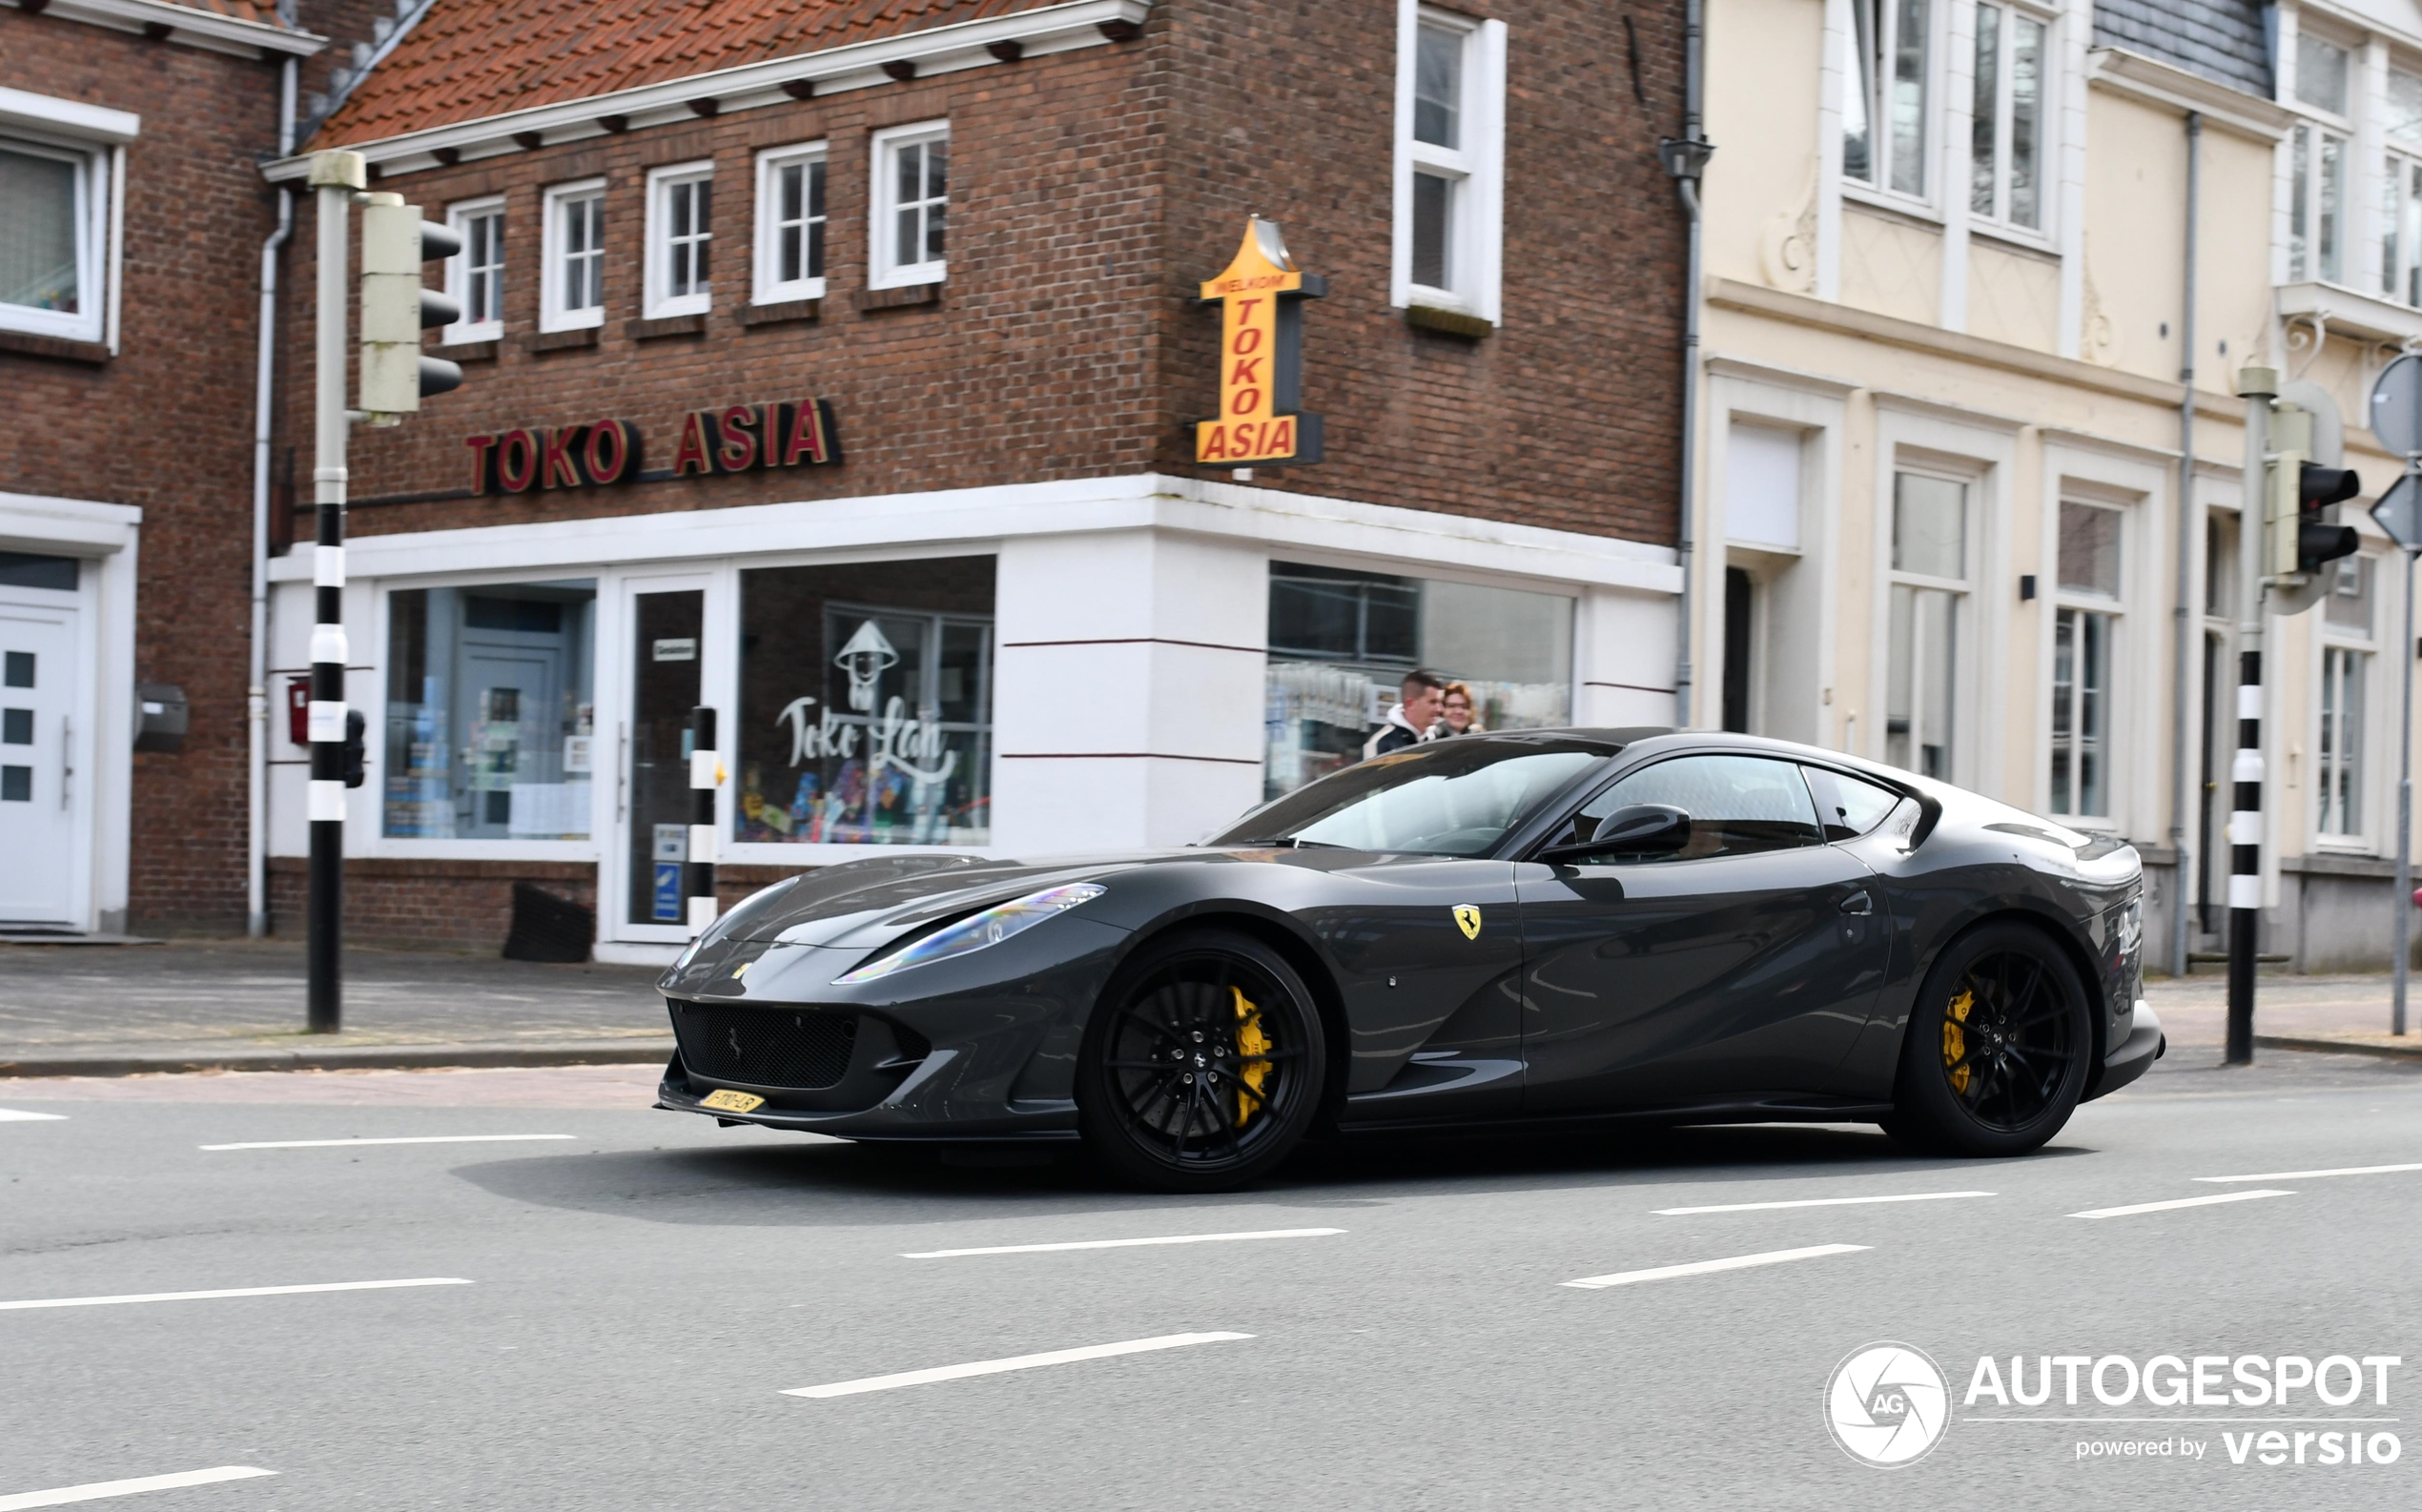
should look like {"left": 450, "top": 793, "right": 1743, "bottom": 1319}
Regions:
{"left": 1197, "top": 218, "right": 1317, "bottom": 465}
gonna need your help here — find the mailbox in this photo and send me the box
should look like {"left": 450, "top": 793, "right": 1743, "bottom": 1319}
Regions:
{"left": 133, "top": 683, "right": 188, "bottom": 754}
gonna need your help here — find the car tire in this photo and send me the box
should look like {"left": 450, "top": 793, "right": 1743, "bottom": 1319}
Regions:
{"left": 1884, "top": 920, "right": 2094, "bottom": 1158}
{"left": 1077, "top": 928, "right": 1327, "bottom": 1193}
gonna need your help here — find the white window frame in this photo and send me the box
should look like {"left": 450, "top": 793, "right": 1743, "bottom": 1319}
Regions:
{"left": 1841, "top": 0, "right": 1944, "bottom": 214}
{"left": 645, "top": 161, "right": 714, "bottom": 319}
{"left": 1882, "top": 462, "right": 1976, "bottom": 784}
{"left": 1964, "top": 0, "right": 2058, "bottom": 243}
{"left": 2315, "top": 553, "right": 2380, "bottom": 848}
{"left": 2385, "top": 146, "right": 2422, "bottom": 306}
{"left": 540, "top": 178, "right": 606, "bottom": 334}
{"left": 0, "top": 86, "right": 137, "bottom": 348}
{"left": 2283, "top": 22, "right": 2357, "bottom": 287}
{"left": 442, "top": 194, "right": 505, "bottom": 343}
{"left": 870, "top": 121, "right": 949, "bottom": 291}
{"left": 753, "top": 141, "right": 829, "bottom": 305}
{"left": 2046, "top": 500, "right": 2124, "bottom": 825}
{"left": 1390, "top": 3, "right": 1508, "bottom": 323}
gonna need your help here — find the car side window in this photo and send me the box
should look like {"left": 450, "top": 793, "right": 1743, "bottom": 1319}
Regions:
{"left": 1550, "top": 754, "right": 1823, "bottom": 861}
{"left": 1801, "top": 766, "right": 1907, "bottom": 842}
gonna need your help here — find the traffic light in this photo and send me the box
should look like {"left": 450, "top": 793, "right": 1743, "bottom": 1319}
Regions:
{"left": 2263, "top": 402, "right": 2362, "bottom": 582}
{"left": 359, "top": 194, "right": 463, "bottom": 416}
{"left": 341, "top": 708, "right": 367, "bottom": 789}
{"left": 2294, "top": 460, "right": 2362, "bottom": 574}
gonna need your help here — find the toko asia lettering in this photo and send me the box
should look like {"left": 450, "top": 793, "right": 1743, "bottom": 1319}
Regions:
{"left": 1195, "top": 217, "right": 1324, "bottom": 466}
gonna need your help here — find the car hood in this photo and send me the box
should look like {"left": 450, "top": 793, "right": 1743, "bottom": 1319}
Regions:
{"left": 708, "top": 850, "right": 1196, "bottom": 950}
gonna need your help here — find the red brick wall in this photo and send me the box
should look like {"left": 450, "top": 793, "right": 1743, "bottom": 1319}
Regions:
{"left": 0, "top": 11, "right": 288, "bottom": 934}
{"left": 266, "top": 856, "right": 599, "bottom": 950}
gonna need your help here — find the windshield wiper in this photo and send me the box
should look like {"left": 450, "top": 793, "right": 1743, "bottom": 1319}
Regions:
{"left": 1229, "top": 837, "right": 1350, "bottom": 849}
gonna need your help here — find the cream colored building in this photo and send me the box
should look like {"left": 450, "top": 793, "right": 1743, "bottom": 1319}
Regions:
{"left": 1693, "top": 0, "right": 2422, "bottom": 972}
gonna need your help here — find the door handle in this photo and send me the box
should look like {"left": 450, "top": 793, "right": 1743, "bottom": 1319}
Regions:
{"left": 1838, "top": 889, "right": 1874, "bottom": 916}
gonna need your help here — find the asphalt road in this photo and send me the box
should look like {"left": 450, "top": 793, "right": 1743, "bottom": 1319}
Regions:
{"left": 3, "top": 1047, "right": 2419, "bottom": 1510}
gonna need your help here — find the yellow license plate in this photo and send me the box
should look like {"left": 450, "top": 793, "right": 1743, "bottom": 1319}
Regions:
{"left": 700, "top": 1089, "right": 766, "bottom": 1114}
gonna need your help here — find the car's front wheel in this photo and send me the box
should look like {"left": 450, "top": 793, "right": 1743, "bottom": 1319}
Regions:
{"left": 1884, "top": 921, "right": 2093, "bottom": 1157}
{"left": 1077, "top": 929, "right": 1326, "bottom": 1192}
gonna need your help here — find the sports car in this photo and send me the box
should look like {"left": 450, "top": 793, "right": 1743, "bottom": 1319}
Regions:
{"left": 655, "top": 728, "right": 2164, "bottom": 1191}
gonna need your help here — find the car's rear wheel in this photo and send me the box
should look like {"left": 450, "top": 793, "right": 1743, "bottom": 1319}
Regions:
{"left": 1884, "top": 922, "right": 2093, "bottom": 1157}
{"left": 1077, "top": 929, "right": 1326, "bottom": 1193}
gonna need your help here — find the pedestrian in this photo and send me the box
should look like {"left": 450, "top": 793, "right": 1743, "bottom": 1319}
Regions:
{"left": 1436, "top": 682, "right": 1485, "bottom": 737}
{"left": 1363, "top": 669, "right": 1446, "bottom": 760}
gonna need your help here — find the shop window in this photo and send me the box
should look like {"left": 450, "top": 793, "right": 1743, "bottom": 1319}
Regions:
{"left": 1885, "top": 471, "right": 1970, "bottom": 780}
{"left": 1393, "top": 4, "right": 1506, "bottom": 322}
{"left": 444, "top": 195, "right": 503, "bottom": 342}
{"left": 541, "top": 179, "right": 605, "bottom": 333}
{"left": 382, "top": 582, "right": 597, "bottom": 840}
{"left": 1968, "top": 3, "right": 2050, "bottom": 234}
{"left": 2049, "top": 501, "right": 2122, "bottom": 820}
{"left": 1, "top": 130, "right": 113, "bottom": 346}
{"left": 1263, "top": 562, "right": 1572, "bottom": 800}
{"left": 735, "top": 557, "right": 994, "bottom": 847}
{"left": 646, "top": 162, "right": 712, "bottom": 318}
{"left": 870, "top": 121, "right": 948, "bottom": 290}
{"left": 754, "top": 143, "right": 828, "bottom": 304}
{"left": 1843, "top": 0, "right": 1932, "bottom": 201}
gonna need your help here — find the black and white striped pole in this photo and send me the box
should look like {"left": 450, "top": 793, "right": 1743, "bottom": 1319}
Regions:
{"left": 2227, "top": 365, "right": 2277, "bottom": 1067}
{"left": 687, "top": 705, "right": 719, "bottom": 934}
{"left": 305, "top": 150, "right": 366, "bottom": 1033}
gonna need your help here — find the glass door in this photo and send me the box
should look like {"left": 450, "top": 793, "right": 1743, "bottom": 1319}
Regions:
{"left": 623, "top": 583, "right": 706, "bottom": 931}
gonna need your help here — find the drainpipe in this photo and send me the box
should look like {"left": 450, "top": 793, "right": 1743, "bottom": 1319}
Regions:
{"left": 249, "top": 56, "right": 298, "bottom": 939}
{"left": 2168, "top": 112, "right": 2202, "bottom": 977}
{"left": 1660, "top": 0, "right": 1713, "bottom": 727}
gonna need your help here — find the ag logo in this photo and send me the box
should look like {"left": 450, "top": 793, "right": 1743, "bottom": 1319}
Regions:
{"left": 1451, "top": 904, "right": 1483, "bottom": 940}
{"left": 1825, "top": 1342, "right": 1949, "bottom": 1467}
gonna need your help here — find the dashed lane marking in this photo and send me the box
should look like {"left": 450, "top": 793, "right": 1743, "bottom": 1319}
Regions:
{"left": 2068, "top": 1190, "right": 2295, "bottom": 1219}
{"left": 1561, "top": 1243, "right": 1870, "bottom": 1290}
{"left": 1653, "top": 1191, "right": 1993, "bottom": 1216}
{"left": 198, "top": 1134, "right": 576, "bottom": 1151}
{"left": 0, "top": 1110, "right": 67, "bottom": 1122}
{"left": 0, "top": 1466, "right": 276, "bottom": 1509}
{"left": 2197, "top": 1161, "right": 2422, "bottom": 1183}
{"left": 903, "top": 1228, "right": 1344, "bottom": 1258}
{"left": 0, "top": 1278, "right": 471, "bottom": 1312}
{"left": 784, "top": 1332, "right": 1254, "bottom": 1399}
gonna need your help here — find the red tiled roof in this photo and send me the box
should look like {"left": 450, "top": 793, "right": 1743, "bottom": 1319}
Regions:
{"left": 318, "top": 0, "right": 1067, "bottom": 146}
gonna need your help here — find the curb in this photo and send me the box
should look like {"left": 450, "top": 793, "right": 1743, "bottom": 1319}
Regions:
{"left": 0, "top": 1040, "right": 676, "bottom": 1079}
{"left": 2254, "top": 1033, "right": 2422, "bottom": 1063}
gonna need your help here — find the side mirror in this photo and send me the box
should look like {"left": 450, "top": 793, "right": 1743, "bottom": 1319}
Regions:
{"left": 1540, "top": 804, "right": 1692, "bottom": 862}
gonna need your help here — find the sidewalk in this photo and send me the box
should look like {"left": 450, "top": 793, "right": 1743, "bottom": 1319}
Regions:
{"left": 0, "top": 938, "right": 669, "bottom": 1076}
{"left": 2146, "top": 971, "right": 2422, "bottom": 1062}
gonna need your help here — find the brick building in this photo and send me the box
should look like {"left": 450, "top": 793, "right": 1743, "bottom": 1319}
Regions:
{"left": 231, "top": 0, "right": 1697, "bottom": 958}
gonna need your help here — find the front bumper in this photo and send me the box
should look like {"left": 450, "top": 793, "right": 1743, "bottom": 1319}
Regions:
{"left": 2083, "top": 1000, "right": 2164, "bottom": 1101}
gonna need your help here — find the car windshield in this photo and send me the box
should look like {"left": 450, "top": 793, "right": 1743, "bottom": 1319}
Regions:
{"left": 1216, "top": 739, "right": 1613, "bottom": 856}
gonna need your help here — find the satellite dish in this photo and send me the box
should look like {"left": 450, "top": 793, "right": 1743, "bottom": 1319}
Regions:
{"left": 2278, "top": 378, "right": 2346, "bottom": 467}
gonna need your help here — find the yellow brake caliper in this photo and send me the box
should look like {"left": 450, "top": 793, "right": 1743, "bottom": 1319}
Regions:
{"left": 1942, "top": 987, "right": 1974, "bottom": 1094}
{"left": 1233, "top": 987, "right": 1272, "bottom": 1127}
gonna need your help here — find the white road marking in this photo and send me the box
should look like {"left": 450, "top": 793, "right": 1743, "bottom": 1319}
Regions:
{"left": 1653, "top": 1190, "right": 1993, "bottom": 1216}
{"left": 0, "top": 1277, "right": 471, "bottom": 1312}
{"left": 2069, "top": 1189, "right": 2295, "bottom": 1219}
{"left": 902, "top": 1227, "right": 1344, "bottom": 1258}
{"left": 2197, "top": 1161, "right": 2422, "bottom": 1184}
{"left": 1561, "top": 1243, "right": 1870, "bottom": 1290}
{"left": 783, "top": 1332, "right": 1253, "bottom": 1399}
{"left": 0, "top": 1467, "right": 276, "bottom": 1509}
{"left": 0, "top": 1110, "right": 67, "bottom": 1122}
{"left": 198, "top": 1134, "right": 575, "bottom": 1151}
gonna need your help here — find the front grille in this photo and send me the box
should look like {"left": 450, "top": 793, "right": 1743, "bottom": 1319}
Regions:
{"left": 672, "top": 1002, "right": 857, "bottom": 1090}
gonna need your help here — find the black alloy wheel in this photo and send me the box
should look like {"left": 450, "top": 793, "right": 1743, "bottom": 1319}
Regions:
{"left": 1885, "top": 921, "right": 2093, "bottom": 1157}
{"left": 1077, "top": 929, "right": 1326, "bottom": 1193}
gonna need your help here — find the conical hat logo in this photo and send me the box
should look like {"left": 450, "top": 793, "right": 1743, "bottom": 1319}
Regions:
{"left": 833, "top": 620, "right": 899, "bottom": 712}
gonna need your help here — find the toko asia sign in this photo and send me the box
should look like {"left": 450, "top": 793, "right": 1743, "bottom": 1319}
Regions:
{"left": 462, "top": 399, "right": 841, "bottom": 495}
{"left": 1196, "top": 217, "right": 1324, "bottom": 467}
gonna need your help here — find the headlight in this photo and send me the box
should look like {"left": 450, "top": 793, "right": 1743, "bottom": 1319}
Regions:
{"left": 834, "top": 883, "right": 1105, "bottom": 985}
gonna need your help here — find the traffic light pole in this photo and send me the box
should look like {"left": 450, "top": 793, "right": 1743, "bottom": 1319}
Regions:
{"left": 2227, "top": 367, "right": 2277, "bottom": 1066}
{"left": 306, "top": 153, "right": 365, "bottom": 1033}
{"left": 2396, "top": 521, "right": 2417, "bottom": 1038}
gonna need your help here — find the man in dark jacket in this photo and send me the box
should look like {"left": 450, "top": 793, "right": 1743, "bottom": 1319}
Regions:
{"left": 1361, "top": 669, "right": 1446, "bottom": 760}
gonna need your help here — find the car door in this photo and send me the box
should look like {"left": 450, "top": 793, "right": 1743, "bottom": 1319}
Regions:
{"left": 1516, "top": 751, "right": 1889, "bottom": 1111}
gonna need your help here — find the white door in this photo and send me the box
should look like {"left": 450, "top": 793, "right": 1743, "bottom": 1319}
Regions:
{"left": 0, "top": 605, "right": 79, "bottom": 924}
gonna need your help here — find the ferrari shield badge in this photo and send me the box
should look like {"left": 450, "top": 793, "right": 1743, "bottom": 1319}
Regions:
{"left": 1452, "top": 904, "right": 1483, "bottom": 940}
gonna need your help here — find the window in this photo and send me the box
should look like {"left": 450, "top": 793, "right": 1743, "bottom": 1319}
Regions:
{"left": 1969, "top": 3, "right": 2049, "bottom": 232}
{"left": 870, "top": 122, "right": 947, "bottom": 290}
{"left": 646, "top": 162, "right": 712, "bottom": 317}
{"left": 1393, "top": 4, "right": 1506, "bottom": 319}
{"left": 1263, "top": 562, "right": 1573, "bottom": 799}
{"left": 2049, "top": 502, "right": 2121, "bottom": 820}
{"left": 2384, "top": 75, "right": 2422, "bottom": 305}
{"left": 1803, "top": 765, "right": 1907, "bottom": 840}
{"left": 2318, "top": 556, "right": 2375, "bottom": 840}
{"left": 1885, "top": 471, "right": 1969, "bottom": 779}
{"left": 754, "top": 143, "right": 828, "bottom": 304}
{"left": 444, "top": 196, "right": 503, "bottom": 342}
{"left": 1552, "top": 755, "right": 1824, "bottom": 862}
{"left": 0, "top": 133, "right": 112, "bottom": 345}
{"left": 383, "top": 582, "right": 597, "bottom": 840}
{"left": 2288, "top": 34, "right": 2352, "bottom": 285}
{"left": 734, "top": 558, "right": 995, "bottom": 847}
{"left": 2297, "top": 31, "right": 2350, "bottom": 114}
{"left": 540, "top": 179, "right": 605, "bottom": 333}
{"left": 1844, "top": 0, "right": 1932, "bottom": 199}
